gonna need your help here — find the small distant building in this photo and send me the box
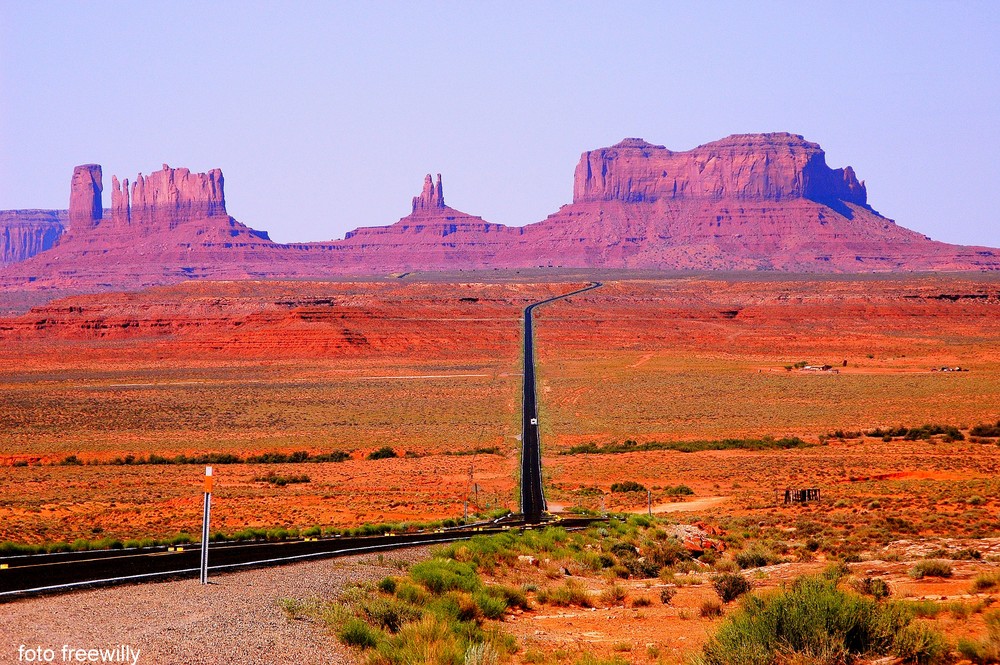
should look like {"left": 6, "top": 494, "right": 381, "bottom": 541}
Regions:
{"left": 776, "top": 488, "right": 821, "bottom": 504}
{"left": 801, "top": 365, "right": 839, "bottom": 374}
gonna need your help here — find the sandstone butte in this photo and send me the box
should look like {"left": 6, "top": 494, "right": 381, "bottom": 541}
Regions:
{"left": 2, "top": 133, "right": 998, "bottom": 290}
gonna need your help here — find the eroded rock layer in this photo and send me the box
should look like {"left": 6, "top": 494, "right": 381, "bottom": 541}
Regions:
{"left": 0, "top": 210, "right": 67, "bottom": 266}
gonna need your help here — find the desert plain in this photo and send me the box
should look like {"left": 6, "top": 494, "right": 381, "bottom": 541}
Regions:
{"left": 4, "top": 271, "right": 1000, "bottom": 662}
{"left": 0, "top": 271, "right": 998, "bottom": 545}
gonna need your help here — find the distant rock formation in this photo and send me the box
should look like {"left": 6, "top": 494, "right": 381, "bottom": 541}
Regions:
{"left": 2, "top": 133, "right": 999, "bottom": 291}
{"left": 68, "top": 164, "right": 102, "bottom": 231}
{"left": 108, "top": 164, "right": 227, "bottom": 231}
{"left": 412, "top": 173, "right": 445, "bottom": 213}
{"left": 0, "top": 210, "right": 67, "bottom": 266}
{"left": 0, "top": 164, "right": 272, "bottom": 288}
{"left": 573, "top": 134, "right": 867, "bottom": 205}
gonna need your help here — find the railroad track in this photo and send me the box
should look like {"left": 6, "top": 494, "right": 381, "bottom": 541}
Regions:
{"left": 0, "top": 516, "right": 603, "bottom": 600}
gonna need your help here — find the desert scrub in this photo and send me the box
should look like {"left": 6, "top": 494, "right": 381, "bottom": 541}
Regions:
{"left": 735, "top": 544, "right": 782, "bottom": 570}
{"left": 282, "top": 538, "right": 534, "bottom": 664}
{"left": 610, "top": 480, "right": 646, "bottom": 493}
{"left": 698, "top": 575, "right": 947, "bottom": 665}
{"left": 253, "top": 471, "right": 310, "bottom": 486}
{"left": 909, "top": 560, "right": 953, "bottom": 579}
{"left": 410, "top": 559, "right": 479, "bottom": 594}
{"left": 562, "top": 436, "right": 811, "bottom": 455}
{"left": 367, "top": 446, "right": 399, "bottom": 460}
{"left": 437, "top": 527, "right": 571, "bottom": 573}
{"left": 599, "top": 583, "right": 628, "bottom": 606}
{"left": 537, "top": 579, "right": 592, "bottom": 607}
{"left": 700, "top": 598, "right": 724, "bottom": 618}
{"left": 852, "top": 576, "right": 891, "bottom": 600}
{"left": 972, "top": 571, "right": 1000, "bottom": 592}
{"left": 713, "top": 573, "right": 752, "bottom": 603}
{"left": 958, "top": 609, "right": 1000, "bottom": 664}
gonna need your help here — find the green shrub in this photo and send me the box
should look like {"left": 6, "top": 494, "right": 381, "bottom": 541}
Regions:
{"left": 893, "top": 623, "right": 951, "bottom": 665}
{"left": 378, "top": 576, "right": 398, "bottom": 594}
{"left": 853, "top": 577, "right": 891, "bottom": 600}
{"left": 909, "top": 560, "right": 953, "bottom": 579}
{"left": 956, "top": 610, "right": 1000, "bottom": 664}
{"left": 410, "top": 559, "right": 479, "bottom": 594}
{"left": 610, "top": 480, "right": 646, "bottom": 493}
{"left": 735, "top": 545, "right": 779, "bottom": 570}
{"left": 338, "top": 617, "right": 382, "bottom": 649}
{"left": 490, "top": 584, "right": 528, "bottom": 610}
{"left": 973, "top": 571, "right": 1000, "bottom": 593}
{"left": 395, "top": 582, "right": 428, "bottom": 605}
{"left": 958, "top": 638, "right": 996, "bottom": 664}
{"left": 360, "top": 597, "right": 422, "bottom": 633}
{"left": 367, "top": 446, "right": 399, "bottom": 460}
{"left": 645, "top": 538, "right": 687, "bottom": 569}
{"left": 599, "top": 583, "right": 628, "bottom": 606}
{"left": 700, "top": 575, "right": 923, "bottom": 665}
{"left": 473, "top": 591, "right": 508, "bottom": 620}
{"left": 537, "top": 580, "right": 592, "bottom": 607}
{"left": 713, "top": 573, "right": 752, "bottom": 603}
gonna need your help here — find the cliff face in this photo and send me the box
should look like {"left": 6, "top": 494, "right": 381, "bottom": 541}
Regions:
{"left": 108, "top": 164, "right": 227, "bottom": 231}
{"left": 573, "top": 134, "right": 867, "bottom": 205}
{"left": 68, "top": 165, "right": 103, "bottom": 231}
{"left": 0, "top": 210, "right": 67, "bottom": 266}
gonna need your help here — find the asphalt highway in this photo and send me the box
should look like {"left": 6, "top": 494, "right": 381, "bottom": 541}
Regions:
{"left": 520, "top": 282, "right": 602, "bottom": 522}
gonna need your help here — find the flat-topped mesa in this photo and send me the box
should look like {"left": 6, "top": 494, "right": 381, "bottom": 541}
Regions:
{"left": 111, "top": 164, "right": 227, "bottom": 229}
{"left": 0, "top": 210, "right": 66, "bottom": 266}
{"left": 68, "top": 164, "right": 103, "bottom": 231}
{"left": 411, "top": 173, "right": 445, "bottom": 214}
{"left": 573, "top": 133, "right": 867, "bottom": 206}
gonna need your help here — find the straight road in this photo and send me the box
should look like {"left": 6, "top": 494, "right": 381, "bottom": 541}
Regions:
{"left": 521, "top": 282, "right": 602, "bottom": 522}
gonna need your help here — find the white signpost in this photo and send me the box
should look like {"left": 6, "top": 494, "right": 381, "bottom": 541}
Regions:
{"left": 200, "top": 466, "right": 213, "bottom": 584}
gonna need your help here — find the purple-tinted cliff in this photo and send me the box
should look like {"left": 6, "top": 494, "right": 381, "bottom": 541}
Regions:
{"left": 573, "top": 134, "right": 867, "bottom": 205}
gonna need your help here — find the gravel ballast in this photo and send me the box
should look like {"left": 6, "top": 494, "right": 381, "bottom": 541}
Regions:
{"left": 1, "top": 546, "right": 432, "bottom": 665}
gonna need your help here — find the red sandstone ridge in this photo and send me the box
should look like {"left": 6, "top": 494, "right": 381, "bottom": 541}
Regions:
{"left": 2, "top": 133, "right": 999, "bottom": 291}
{"left": 0, "top": 210, "right": 67, "bottom": 266}
{"left": 1, "top": 164, "right": 276, "bottom": 289}
{"left": 109, "top": 164, "right": 227, "bottom": 231}
{"left": 573, "top": 135, "right": 866, "bottom": 205}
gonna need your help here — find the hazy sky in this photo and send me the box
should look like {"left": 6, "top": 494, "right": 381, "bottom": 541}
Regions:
{"left": 2, "top": 2, "right": 998, "bottom": 246}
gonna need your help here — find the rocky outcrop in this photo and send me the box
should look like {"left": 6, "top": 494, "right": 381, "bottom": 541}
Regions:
{"left": 573, "top": 134, "right": 867, "bottom": 205}
{"left": 110, "top": 164, "right": 227, "bottom": 230}
{"left": 68, "top": 164, "right": 103, "bottom": 231}
{"left": 0, "top": 163, "right": 274, "bottom": 288}
{"left": 412, "top": 173, "right": 445, "bottom": 213}
{"left": 0, "top": 210, "right": 67, "bottom": 266}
